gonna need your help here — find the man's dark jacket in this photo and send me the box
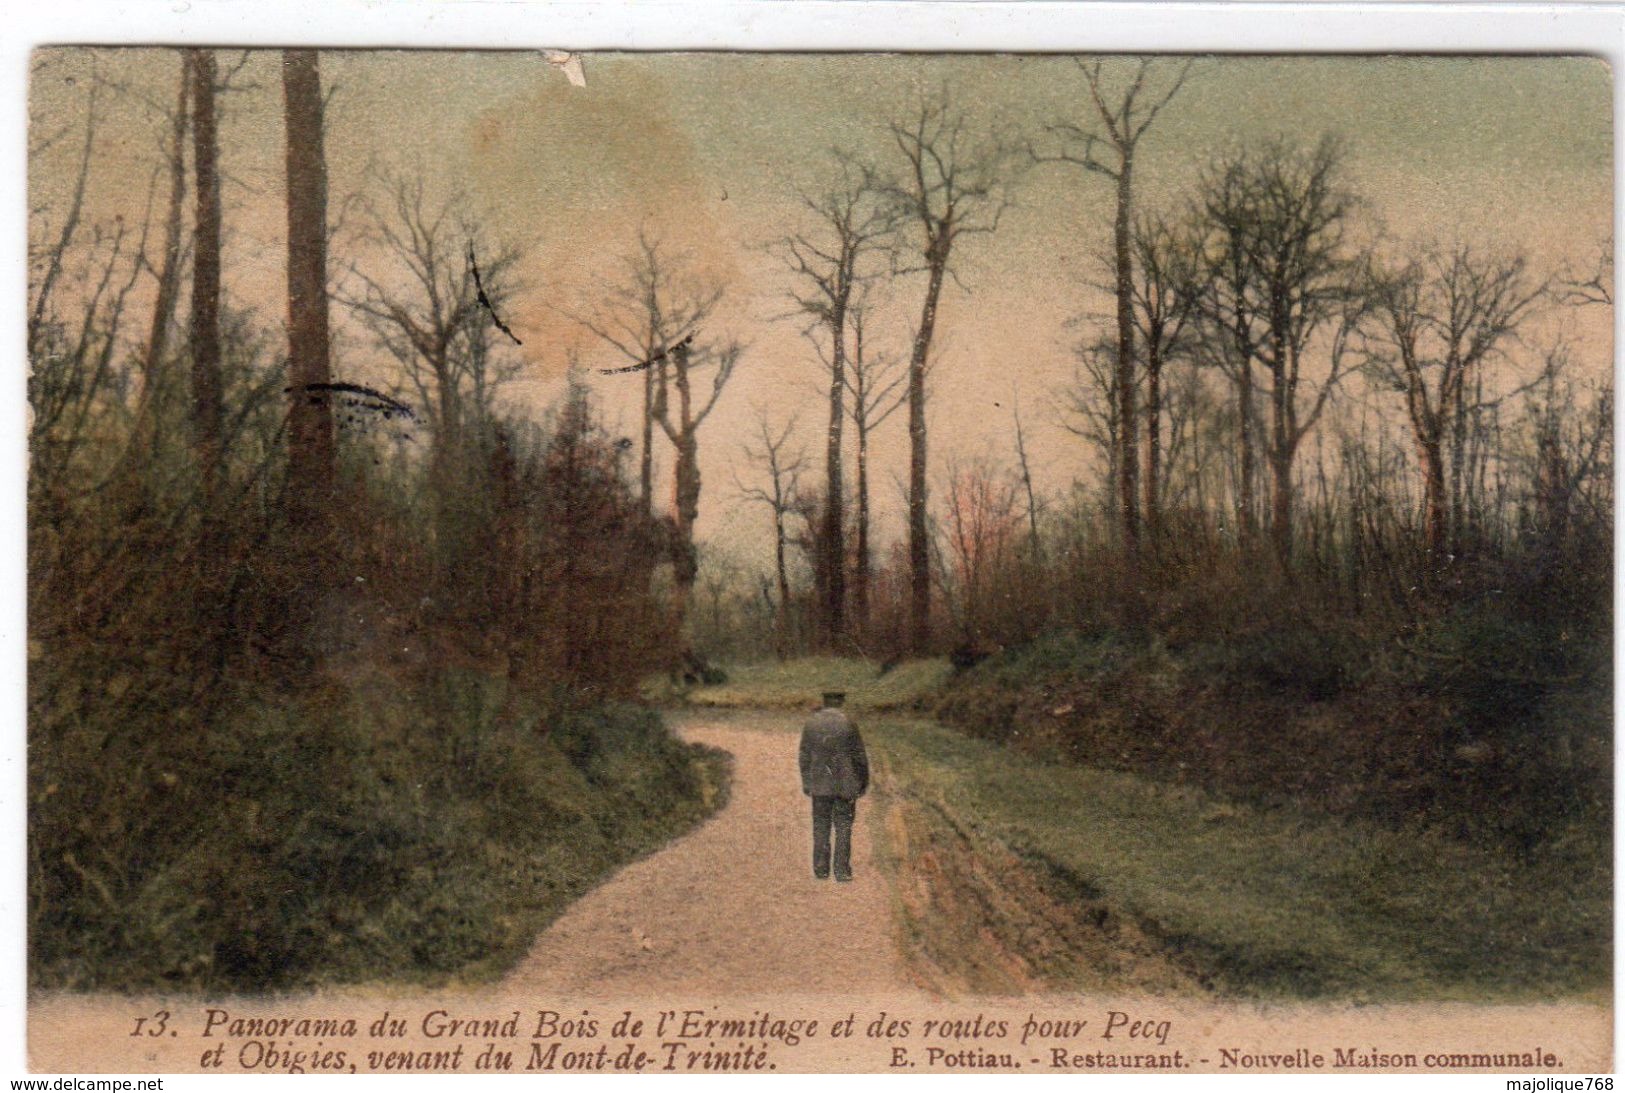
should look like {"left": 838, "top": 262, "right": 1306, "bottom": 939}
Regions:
{"left": 799, "top": 708, "right": 869, "bottom": 799}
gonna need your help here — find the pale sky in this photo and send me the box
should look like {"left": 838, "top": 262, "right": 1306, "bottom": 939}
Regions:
{"left": 29, "top": 51, "right": 1614, "bottom": 577}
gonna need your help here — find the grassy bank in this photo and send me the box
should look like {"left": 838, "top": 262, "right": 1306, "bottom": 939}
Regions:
{"left": 935, "top": 617, "right": 1611, "bottom": 852}
{"left": 31, "top": 670, "right": 727, "bottom": 994}
{"left": 648, "top": 655, "right": 950, "bottom": 712}
{"left": 868, "top": 716, "right": 1610, "bottom": 1001}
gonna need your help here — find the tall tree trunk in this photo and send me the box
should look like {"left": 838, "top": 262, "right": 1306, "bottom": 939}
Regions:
{"left": 773, "top": 503, "right": 791, "bottom": 653}
{"left": 1191, "top": 396, "right": 1208, "bottom": 516}
{"left": 671, "top": 433, "right": 701, "bottom": 619}
{"left": 137, "top": 59, "right": 189, "bottom": 457}
{"left": 1270, "top": 443, "right": 1294, "bottom": 563}
{"left": 1143, "top": 349, "right": 1161, "bottom": 547}
{"left": 1113, "top": 157, "right": 1139, "bottom": 556}
{"left": 908, "top": 251, "right": 947, "bottom": 655}
{"left": 1417, "top": 430, "right": 1447, "bottom": 565}
{"left": 433, "top": 354, "right": 462, "bottom": 470}
{"left": 1468, "top": 370, "right": 1490, "bottom": 546}
{"left": 188, "top": 49, "right": 223, "bottom": 502}
{"left": 853, "top": 416, "right": 872, "bottom": 640}
{"left": 1448, "top": 374, "right": 1467, "bottom": 555}
{"left": 1268, "top": 320, "right": 1293, "bottom": 563}
{"left": 822, "top": 301, "right": 847, "bottom": 648}
{"left": 1237, "top": 355, "right": 1255, "bottom": 542}
{"left": 426, "top": 352, "right": 464, "bottom": 552}
{"left": 282, "top": 49, "right": 335, "bottom": 524}
{"left": 1015, "top": 401, "right": 1041, "bottom": 556}
{"left": 668, "top": 346, "right": 702, "bottom": 620}
{"left": 640, "top": 357, "right": 654, "bottom": 511}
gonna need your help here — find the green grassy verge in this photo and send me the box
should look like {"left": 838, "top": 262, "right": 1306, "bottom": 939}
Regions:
{"left": 868, "top": 715, "right": 1611, "bottom": 1001}
{"left": 648, "top": 655, "right": 950, "bottom": 711}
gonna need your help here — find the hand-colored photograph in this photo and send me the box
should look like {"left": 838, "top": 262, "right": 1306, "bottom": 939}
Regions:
{"left": 25, "top": 48, "right": 1612, "bottom": 1074}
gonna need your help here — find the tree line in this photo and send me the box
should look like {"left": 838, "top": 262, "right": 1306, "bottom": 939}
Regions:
{"left": 26, "top": 49, "right": 1613, "bottom": 678}
{"left": 687, "top": 61, "right": 1610, "bottom": 664}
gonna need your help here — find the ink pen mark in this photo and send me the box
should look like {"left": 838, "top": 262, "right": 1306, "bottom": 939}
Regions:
{"left": 285, "top": 382, "right": 417, "bottom": 421}
{"left": 599, "top": 331, "right": 696, "bottom": 376}
{"left": 469, "top": 245, "right": 522, "bottom": 346}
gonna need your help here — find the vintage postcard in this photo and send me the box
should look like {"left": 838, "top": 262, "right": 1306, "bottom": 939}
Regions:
{"left": 24, "top": 43, "right": 1612, "bottom": 1077}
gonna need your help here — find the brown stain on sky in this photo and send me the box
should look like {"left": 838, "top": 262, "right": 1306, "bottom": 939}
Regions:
{"left": 457, "top": 58, "right": 743, "bottom": 378}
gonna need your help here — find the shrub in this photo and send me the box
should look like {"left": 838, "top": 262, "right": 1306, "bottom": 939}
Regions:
{"left": 30, "top": 676, "right": 718, "bottom": 992}
{"left": 934, "top": 607, "right": 1608, "bottom": 854}
{"left": 28, "top": 365, "right": 710, "bottom": 992}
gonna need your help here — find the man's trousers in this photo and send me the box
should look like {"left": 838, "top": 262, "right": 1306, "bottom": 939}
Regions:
{"left": 811, "top": 795, "right": 856, "bottom": 880}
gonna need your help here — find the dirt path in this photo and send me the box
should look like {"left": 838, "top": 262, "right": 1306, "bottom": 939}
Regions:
{"left": 502, "top": 710, "right": 908, "bottom": 997}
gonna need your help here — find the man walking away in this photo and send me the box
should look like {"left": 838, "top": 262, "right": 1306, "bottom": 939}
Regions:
{"left": 799, "top": 690, "right": 870, "bottom": 882}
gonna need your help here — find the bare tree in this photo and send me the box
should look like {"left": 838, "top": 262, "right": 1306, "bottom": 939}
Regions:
{"left": 1535, "top": 238, "right": 1613, "bottom": 556}
{"left": 1037, "top": 57, "right": 1192, "bottom": 556}
{"left": 572, "top": 233, "right": 737, "bottom": 623}
{"left": 569, "top": 229, "right": 721, "bottom": 511}
{"left": 1365, "top": 243, "right": 1543, "bottom": 564}
{"left": 1126, "top": 212, "right": 1201, "bottom": 545}
{"left": 283, "top": 49, "right": 336, "bottom": 524}
{"left": 131, "top": 55, "right": 189, "bottom": 456}
{"left": 189, "top": 49, "right": 224, "bottom": 502}
{"left": 1156, "top": 352, "right": 1225, "bottom": 517}
{"left": 28, "top": 65, "right": 101, "bottom": 359}
{"left": 653, "top": 333, "right": 742, "bottom": 622}
{"left": 1010, "top": 388, "right": 1043, "bottom": 557}
{"left": 342, "top": 172, "right": 524, "bottom": 469}
{"left": 843, "top": 297, "right": 906, "bottom": 638}
{"left": 938, "top": 454, "right": 1023, "bottom": 643}
{"left": 1056, "top": 334, "right": 1121, "bottom": 508}
{"left": 776, "top": 152, "right": 896, "bottom": 647}
{"left": 693, "top": 547, "right": 747, "bottom": 660}
{"left": 1193, "top": 135, "right": 1362, "bottom": 563}
{"left": 27, "top": 65, "right": 151, "bottom": 491}
{"left": 1522, "top": 345, "right": 1612, "bottom": 553}
{"left": 28, "top": 165, "right": 149, "bottom": 493}
{"left": 1189, "top": 170, "right": 1260, "bottom": 540}
{"left": 735, "top": 410, "right": 807, "bottom": 656}
{"left": 1557, "top": 237, "right": 1613, "bottom": 309}
{"left": 887, "top": 89, "right": 1015, "bottom": 653}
